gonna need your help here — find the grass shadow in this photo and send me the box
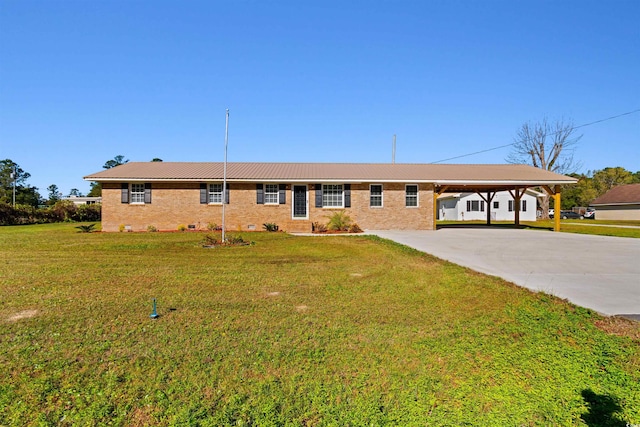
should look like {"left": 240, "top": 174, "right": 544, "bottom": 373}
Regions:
{"left": 581, "top": 389, "right": 626, "bottom": 427}
{"left": 435, "top": 223, "right": 552, "bottom": 231}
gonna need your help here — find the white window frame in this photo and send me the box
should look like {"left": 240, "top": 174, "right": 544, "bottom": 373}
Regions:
{"left": 405, "top": 184, "right": 418, "bottom": 208}
{"left": 264, "top": 184, "right": 279, "bottom": 205}
{"left": 370, "top": 184, "right": 383, "bottom": 208}
{"left": 322, "top": 184, "right": 344, "bottom": 208}
{"left": 130, "top": 183, "right": 145, "bottom": 204}
{"left": 209, "top": 183, "right": 223, "bottom": 204}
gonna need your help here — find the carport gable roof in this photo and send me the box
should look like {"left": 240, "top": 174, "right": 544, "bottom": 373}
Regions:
{"left": 590, "top": 183, "right": 640, "bottom": 206}
{"left": 84, "top": 162, "right": 577, "bottom": 187}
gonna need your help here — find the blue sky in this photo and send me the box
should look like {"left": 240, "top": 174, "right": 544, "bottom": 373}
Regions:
{"left": 1, "top": 0, "right": 638, "bottom": 196}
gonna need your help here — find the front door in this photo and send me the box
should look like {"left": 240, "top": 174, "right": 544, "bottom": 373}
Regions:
{"left": 292, "top": 185, "right": 308, "bottom": 219}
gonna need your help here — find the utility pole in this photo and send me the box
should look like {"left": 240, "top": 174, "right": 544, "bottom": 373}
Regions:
{"left": 11, "top": 166, "right": 16, "bottom": 207}
{"left": 222, "top": 109, "right": 229, "bottom": 242}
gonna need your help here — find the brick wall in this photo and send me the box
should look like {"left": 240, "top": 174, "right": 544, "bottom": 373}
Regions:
{"left": 101, "top": 182, "right": 434, "bottom": 232}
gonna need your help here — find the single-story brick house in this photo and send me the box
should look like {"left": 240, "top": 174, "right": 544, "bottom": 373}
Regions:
{"left": 590, "top": 183, "right": 640, "bottom": 220}
{"left": 84, "top": 162, "right": 576, "bottom": 232}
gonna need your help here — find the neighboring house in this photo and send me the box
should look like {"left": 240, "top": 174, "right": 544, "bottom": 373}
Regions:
{"left": 590, "top": 183, "right": 640, "bottom": 220}
{"left": 83, "top": 162, "right": 576, "bottom": 232}
{"left": 61, "top": 196, "right": 102, "bottom": 205}
{"left": 437, "top": 190, "right": 540, "bottom": 222}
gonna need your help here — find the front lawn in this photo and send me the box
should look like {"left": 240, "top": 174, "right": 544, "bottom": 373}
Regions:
{"left": 1, "top": 224, "right": 639, "bottom": 426}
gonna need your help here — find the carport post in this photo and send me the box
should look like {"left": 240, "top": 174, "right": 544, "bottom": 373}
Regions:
{"left": 433, "top": 192, "right": 438, "bottom": 230}
{"left": 554, "top": 185, "right": 561, "bottom": 232}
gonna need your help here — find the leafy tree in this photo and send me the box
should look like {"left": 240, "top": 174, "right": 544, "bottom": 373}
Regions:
{"left": 87, "top": 182, "right": 101, "bottom": 197}
{"left": 507, "top": 118, "right": 582, "bottom": 218}
{"left": 68, "top": 188, "right": 84, "bottom": 197}
{"left": 0, "top": 159, "right": 42, "bottom": 207}
{"left": 103, "top": 155, "right": 129, "bottom": 170}
{"left": 592, "top": 167, "right": 635, "bottom": 195}
{"left": 151, "top": 158, "right": 163, "bottom": 162}
{"left": 47, "top": 184, "right": 62, "bottom": 205}
{"left": 559, "top": 173, "right": 597, "bottom": 209}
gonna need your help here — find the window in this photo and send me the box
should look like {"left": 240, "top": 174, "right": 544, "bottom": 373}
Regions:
{"left": 209, "top": 183, "right": 223, "bottom": 204}
{"left": 493, "top": 201, "right": 499, "bottom": 209}
{"left": 466, "top": 200, "right": 485, "bottom": 212}
{"left": 405, "top": 185, "right": 418, "bottom": 207}
{"left": 370, "top": 184, "right": 383, "bottom": 207}
{"left": 508, "top": 200, "right": 526, "bottom": 212}
{"left": 322, "top": 184, "right": 343, "bottom": 208}
{"left": 264, "top": 184, "right": 279, "bottom": 204}
{"left": 130, "top": 183, "right": 145, "bottom": 204}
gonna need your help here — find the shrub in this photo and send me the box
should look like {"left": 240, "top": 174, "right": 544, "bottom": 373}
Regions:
{"left": 52, "top": 200, "right": 77, "bottom": 222}
{"left": 177, "top": 224, "right": 187, "bottom": 232}
{"left": 349, "top": 223, "right": 363, "bottom": 233}
{"left": 225, "top": 234, "right": 253, "bottom": 246}
{"left": 207, "top": 222, "right": 220, "bottom": 231}
{"left": 72, "top": 204, "right": 101, "bottom": 222}
{"left": 147, "top": 225, "right": 158, "bottom": 232}
{"left": 118, "top": 224, "right": 126, "bottom": 233}
{"left": 75, "top": 223, "right": 97, "bottom": 233}
{"left": 312, "top": 222, "right": 327, "bottom": 233}
{"left": 326, "top": 211, "right": 352, "bottom": 231}
{"left": 202, "top": 234, "right": 219, "bottom": 246}
{"left": 263, "top": 222, "right": 279, "bottom": 232}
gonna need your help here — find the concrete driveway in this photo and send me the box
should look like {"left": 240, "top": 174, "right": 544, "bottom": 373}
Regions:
{"left": 370, "top": 227, "right": 640, "bottom": 317}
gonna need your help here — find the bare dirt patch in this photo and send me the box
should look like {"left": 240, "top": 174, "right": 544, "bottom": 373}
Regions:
{"left": 594, "top": 316, "right": 640, "bottom": 342}
{"left": 295, "top": 305, "right": 308, "bottom": 313}
{"left": 6, "top": 309, "right": 38, "bottom": 322}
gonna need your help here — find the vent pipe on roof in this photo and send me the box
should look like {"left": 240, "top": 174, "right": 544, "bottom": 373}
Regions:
{"left": 392, "top": 134, "right": 396, "bottom": 164}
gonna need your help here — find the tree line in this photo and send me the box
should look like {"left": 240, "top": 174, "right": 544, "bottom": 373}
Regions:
{"left": 0, "top": 155, "right": 138, "bottom": 225}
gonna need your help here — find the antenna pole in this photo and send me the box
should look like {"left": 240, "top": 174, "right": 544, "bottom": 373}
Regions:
{"left": 222, "top": 109, "right": 229, "bottom": 242}
{"left": 392, "top": 134, "right": 396, "bottom": 164}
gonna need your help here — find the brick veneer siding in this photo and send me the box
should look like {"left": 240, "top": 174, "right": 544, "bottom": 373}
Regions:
{"left": 100, "top": 182, "right": 434, "bottom": 232}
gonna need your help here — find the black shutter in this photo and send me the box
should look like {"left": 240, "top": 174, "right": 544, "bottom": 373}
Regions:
{"left": 144, "top": 183, "right": 152, "bottom": 204}
{"left": 200, "top": 183, "right": 208, "bottom": 204}
{"left": 344, "top": 184, "right": 351, "bottom": 208}
{"left": 480, "top": 201, "right": 485, "bottom": 212}
{"left": 315, "top": 184, "right": 323, "bottom": 208}
{"left": 224, "top": 183, "right": 229, "bottom": 204}
{"left": 466, "top": 200, "right": 471, "bottom": 212}
{"left": 121, "top": 183, "right": 129, "bottom": 204}
{"left": 279, "top": 184, "right": 286, "bottom": 204}
{"left": 256, "top": 184, "right": 264, "bottom": 204}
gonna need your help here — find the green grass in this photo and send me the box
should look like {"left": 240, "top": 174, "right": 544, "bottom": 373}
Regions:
{"left": 1, "top": 224, "right": 639, "bottom": 426}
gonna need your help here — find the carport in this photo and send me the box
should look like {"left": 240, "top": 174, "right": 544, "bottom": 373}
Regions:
{"left": 430, "top": 166, "right": 577, "bottom": 231}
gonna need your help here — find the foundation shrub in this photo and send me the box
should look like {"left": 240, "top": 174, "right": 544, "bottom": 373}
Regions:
{"left": 326, "top": 211, "right": 352, "bottom": 231}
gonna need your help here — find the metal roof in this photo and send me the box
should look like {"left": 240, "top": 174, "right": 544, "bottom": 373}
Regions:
{"left": 83, "top": 162, "right": 577, "bottom": 186}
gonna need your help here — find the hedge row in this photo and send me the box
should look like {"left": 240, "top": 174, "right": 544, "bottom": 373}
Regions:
{"left": 0, "top": 201, "right": 101, "bottom": 225}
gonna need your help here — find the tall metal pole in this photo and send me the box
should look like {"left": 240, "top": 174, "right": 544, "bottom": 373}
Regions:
{"left": 222, "top": 109, "right": 229, "bottom": 242}
{"left": 392, "top": 134, "right": 396, "bottom": 164}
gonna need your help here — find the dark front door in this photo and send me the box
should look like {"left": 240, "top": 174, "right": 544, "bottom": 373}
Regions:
{"left": 293, "top": 185, "right": 307, "bottom": 219}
